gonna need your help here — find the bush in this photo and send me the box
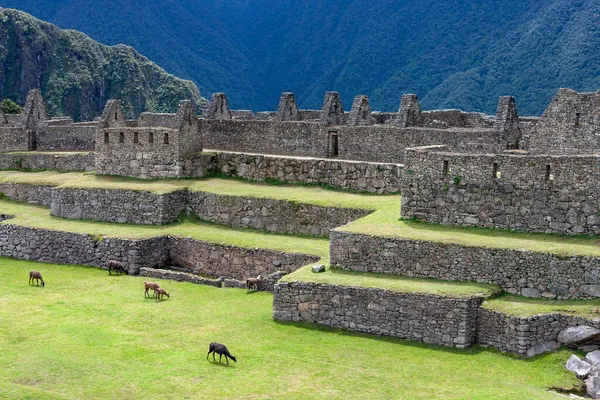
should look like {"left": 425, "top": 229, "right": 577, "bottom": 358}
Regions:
{"left": 0, "top": 99, "right": 23, "bottom": 114}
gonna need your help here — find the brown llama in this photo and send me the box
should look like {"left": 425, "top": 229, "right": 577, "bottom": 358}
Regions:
{"left": 29, "top": 271, "right": 45, "bottom": 287}
{"left": 245, "top": 274, "right": 264, "bottom": 291}
{"left": 207, "top": 342, "right": 237, "bottom": 364}
{"left": 107, "top": 260, "right": 127, "bottom": 275}
{"left": 155, "top": 288, "right": 170, "bottom": 302}
{"left": 144, "top": 282, "right": 161, "bottom": 298}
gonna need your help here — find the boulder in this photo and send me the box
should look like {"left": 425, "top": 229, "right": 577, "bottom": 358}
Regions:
{"left": 558, "top": 326, "right": 600, "bottom": 346}
{"left": 311, "top": 264, "right": 326, "bottom": 273}
{"left": 566, "top": 354, "right": 593, "bottom": 379}
{"left": 525, "top": 341, "right": 560, "bottom": 357}
{"left": 586, "top": 350, "right": 600, "bottom": 367}
{"left": 586, "top": 375, "right": 600, "bottom": 399}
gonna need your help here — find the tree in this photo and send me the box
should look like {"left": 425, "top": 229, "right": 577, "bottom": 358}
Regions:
{"left": 0, "top": 99, "right": 23, "bottom": 114}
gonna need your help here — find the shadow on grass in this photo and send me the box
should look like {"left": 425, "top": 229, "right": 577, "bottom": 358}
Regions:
{"left": 273, "top": 319, "right": 574, "bottom": 361}
{"left": 206, "top": 360, "right": 236, "bottom": 367}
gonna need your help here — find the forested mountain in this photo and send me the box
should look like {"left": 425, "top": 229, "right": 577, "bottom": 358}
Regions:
{"left": 0, "top": 8, "right": 204, "bottom": 121}
{"left": 2, "top": 0, "right": 599, "bottom": 115}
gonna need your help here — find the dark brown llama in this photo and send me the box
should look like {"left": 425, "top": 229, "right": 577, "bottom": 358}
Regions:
{"left": 107, "top": 260, "right": 127, "bottom": 275}
{"left": 207, "top": 342, "right": 237, "bottom": 364}
{"left": 245, "top": 274, "right": 263, "bottom": 290}
{"left": 144, "top": 282, "right": 161, "bottom": 297}
{"left": 29, "top": 271, "right": 45, "bottom": 287}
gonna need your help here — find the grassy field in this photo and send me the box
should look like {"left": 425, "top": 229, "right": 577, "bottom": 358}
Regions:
{"left": 283, "top": 265, "right": 502, "bottom": 298}
{"left": 484, "top": 293, "right": 600, "bottom": 319}
{"left": 0, "top": 259, "right": 581, "bottom": 399}
{"left": 341, "top": 200, "right": 600, "bottom": 257}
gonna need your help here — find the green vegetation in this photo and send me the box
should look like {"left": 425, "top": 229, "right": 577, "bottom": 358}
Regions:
{"left": 4, "top": 1, "right": 599, "bottom": 114}
{"left": 0, "top": 171, "right": 394, "bottom": 209}
{"left": 0, "top": 8, "right": 205, "bottom": 121}
{"left": 342, "top": 200, "right": 600, "bottom": 257}
{"left": 283, "top": 265, "right": 501, "bottom": 298}
{"left": 484, "top": 294, "right": 600, "bottom": 319}
{"left": 0, "top": 259, "right": 581, "bottom": 399}
{"left": 0, "top": 199, "right": 329, "bottom": 258}
{"left": 0, "top": 98, "right": 22, "bottom": 114}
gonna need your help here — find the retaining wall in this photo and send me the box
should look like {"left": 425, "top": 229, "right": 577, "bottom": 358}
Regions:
{"left": 477, "top": 308, "right": 600, "bottom": 356}
{"left": 330, "top": 231, "right": 600, "bottom": 300}
{"left": 273, "top": 281, "right": 482, "bottom": 348}
{"left": 213, "top": 152, "right": 402, "bottom": 194}
{"left": 0, "top": 152, "right": 95, "bottom": 172}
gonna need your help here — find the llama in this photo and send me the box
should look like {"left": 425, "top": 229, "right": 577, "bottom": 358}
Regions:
{"left": 206, "top": 342, "right": 237, "bottom": 364}
{"left": 107, "top": 260, "right": 127, "bottom": 275}
{"left": 246, "top": 274, "right": 264, "bottom": 290}
{"left": 29, "top": 271, "right": 45, "bottom": 287}
{"left": 144, "top": 282, "right": 161, "bottom": 298}
{"left": 155, "top": 288, "right": 170, "bottom": 302}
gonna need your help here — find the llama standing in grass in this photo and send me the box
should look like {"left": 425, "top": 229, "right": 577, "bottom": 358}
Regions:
{"left": 29, "top": 271, "right": 45, "bottom": 287}
{"left": 207, "top": 342, "right": 237, "bottom": 364}
{"left": 144, "top": 282, "right": 161, "bottom": 297}
{"left": 246, "top": 274, "right": 263, "bottom": 290}
{"left": 155, "top": 288, "right": 170, "bottom": 302}
{"left": 107, "top": 260, "right": 127, "bottom": 275}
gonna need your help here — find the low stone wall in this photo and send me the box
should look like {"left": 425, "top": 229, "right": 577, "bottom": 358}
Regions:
{"left": 330, "top": 231, "right": 600, "bottom": 300}
{"left": 0, "top": 224, "right": 169, "bottom": 274}
{"left": 477, "top": 308, "right": 600, "bottom": 356}
{"left": 188, "top": 191, "right": 370, "bottom": 236}
{"left": 139, "top": 267, "right": 288, "bottom": 292}
{"left": 213, "top": 152, "right": 403, "bottom": 194}
{"left": 0, "top": 182, "right": 54, "bottom": 206}
{"left": 0, "top": 152, "right": 95, "bottom": 172}
{"left": 50, "top": 188, "right": 188, "bottom": 224}
{"left": 169, "top": 237, "right": 319, "bottom": 280}
{"left": 273, "top": 281, "right": 482, "bottom": 348}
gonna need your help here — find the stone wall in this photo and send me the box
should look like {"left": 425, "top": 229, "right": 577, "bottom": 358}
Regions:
{"left": 401, "top": 146, "right": 600, "bottom": 235}
{"left": 201, "top": 119, "right": 508, "bottom": 164}
{"left": 273, "top": 281, "right": 482, "bottom": 348}
{"left": 187, "top": 191, "right": 370, "bottom": 236}
{"left": 37, "top": 124, "right": 96, "bottom": 151}
{"left": 0, "top": 182, "right": 54, "bottom": 206}
{"left": 50, "top": 188, "right": 188, "bottom": 224}
{"left": 0, "top": 224, "right": 168, "bottom": 274}
{"left": 477, "top": 308, "right": 600, "bottom": 356}
{"left": 527, "top": 89, "right": 600, "bottom": 155}
{"left": 169, "top": 237, "right": 319, "bottom": 280}
{"left": 330, "top": 231, "right": 600, "bottom": 300}
{"left": 0, "top": 128, "right": 30, "bottom": 152}
{"left": 213, "top": 151, "right": 402, "bottom": 194}
{"left": 0, "top": 152, "right": 95, "bottom": 172}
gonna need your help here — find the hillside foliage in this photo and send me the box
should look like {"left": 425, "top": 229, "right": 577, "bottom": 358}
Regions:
{"left": 0, "top": 8, "right": 205, "bottom": 121}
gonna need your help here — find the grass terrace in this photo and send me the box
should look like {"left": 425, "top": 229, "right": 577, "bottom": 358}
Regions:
{"left": 0, "top": 259, "right": 581, "bottom": 399}
{"left": 283, "top": 265, "right": 502, "bottom": 298}
{"left": 484, "top": 293, "right": 600, "bottom": 319}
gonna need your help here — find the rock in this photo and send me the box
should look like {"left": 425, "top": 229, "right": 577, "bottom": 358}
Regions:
{"left": 521, "top": 288, "right": 541, "bottom": 298}
{"left": 566, "top": 354, "right": 592, "bottom": 379}
{"left": 579, "top": 345, "right": 600, "bottom": 352}
{"left": 526, "top": 341, "right": 560, "bottom": 357}
{"left": 586, "top": 350, "right": 600, "bottom": 367}
{"left": 586, "top": 375, "right": 600, "bottom": 399}
{"left": 311, "top": 264, "right": 326, "bottom": 273}
{"left": 558, "top": 326, "right": 600, "bottom": 346}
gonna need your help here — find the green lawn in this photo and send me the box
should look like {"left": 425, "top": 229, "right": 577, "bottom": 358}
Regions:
{"left": 341, "top": 200, "right": 600, "bottom": 257}
{"left": 0, "top": 259, "right": 580, "bottom": 399}
{"left": 484, "top": 293, "right": 600, "bottom": 319}
{"left": 0, "top": 199, "right": 329, "bottom": 258}
{"left": 0, "top": 171, "right": 394, "bottom": 209}
{"left": 283, "top": 265, "right": 502, "bottom": 298}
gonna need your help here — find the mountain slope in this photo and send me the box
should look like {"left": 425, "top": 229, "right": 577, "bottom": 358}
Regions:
{"left": 0, "top": 8, "right": 205, "bottom": 121}
{"left": 2, "top": 0, "right": 600, "bottom": 115}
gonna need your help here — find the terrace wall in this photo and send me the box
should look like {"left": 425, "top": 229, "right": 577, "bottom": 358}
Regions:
{"left": 213, "top": 152, "right": 403, "bottom": 194}
{"left": 273, "top": 281, "right": 482, "bottom": 348}
{"left": 330, "top": 231, "right": 600, "bottom": 300}
{"left": 0, "top": 152, "right": 95, "bottom": 172}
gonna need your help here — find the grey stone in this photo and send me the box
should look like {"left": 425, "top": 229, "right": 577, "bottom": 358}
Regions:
{"left": 586, "top": 350, "right": 600, "bottom": 367}
{"left": 565, "top": 354, "right": 592, "bottom": 379}
{"left": 558, "top": 326, "right": 600, "bottom": 346}
{"left": 586, "top": 375, "right": 600, "bottom": 399}
{"left": 311, "top": 264, "right": 326, "bottom": 273}
{"left": 525, "top": 341, "right": 560, "bottom": 357}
